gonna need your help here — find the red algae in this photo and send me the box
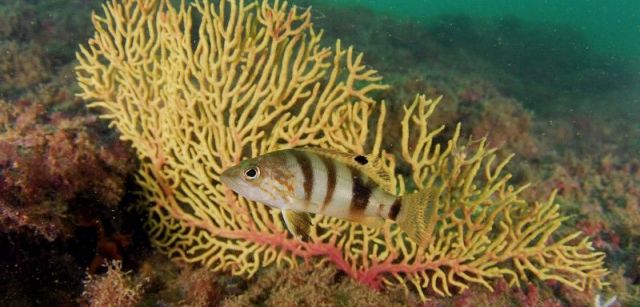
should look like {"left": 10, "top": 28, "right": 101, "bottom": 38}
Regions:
{"left": 0, "top": 87, "right": 134, "bottom": 240}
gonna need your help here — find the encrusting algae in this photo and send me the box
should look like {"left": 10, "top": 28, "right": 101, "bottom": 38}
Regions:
{"left": 75, "top": 0, "right": 608, "bottom": 301}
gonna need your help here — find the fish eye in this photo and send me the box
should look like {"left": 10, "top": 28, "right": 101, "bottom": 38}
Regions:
{"left": 243, "top": 166, "right": 260, "bottom": 180}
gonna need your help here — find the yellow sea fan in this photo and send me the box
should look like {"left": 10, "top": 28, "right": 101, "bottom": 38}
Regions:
{"left": 76, "top": 0, "right": 607, "bottom": 301}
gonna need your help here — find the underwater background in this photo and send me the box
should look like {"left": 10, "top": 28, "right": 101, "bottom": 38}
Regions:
{"left": 0, "top": 0, "right": 638, "bottom": 306}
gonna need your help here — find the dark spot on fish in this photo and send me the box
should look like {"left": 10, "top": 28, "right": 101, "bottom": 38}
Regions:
{"left": 291, "top": 150, "right": 314, "bottom": 202}
{"left": 350, "top": 167, "right": 371, "bottom": 214}
{"left": 354, "top": 155, "right": 368, "bottom": 165}
{"left": 389, "top": 198, "right": 402, "bottom": 220}
{"left": 320, "top": 156, "right": 336, "bottom": 210}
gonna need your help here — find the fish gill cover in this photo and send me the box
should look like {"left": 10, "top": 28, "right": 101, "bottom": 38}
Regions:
{"left": 74, "top": 0, "right": 608, "bottom": 302}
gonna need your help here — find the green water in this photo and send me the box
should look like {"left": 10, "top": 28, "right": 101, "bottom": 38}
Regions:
{"left": 322, "top": 0, "right": 640, "bottom": 59}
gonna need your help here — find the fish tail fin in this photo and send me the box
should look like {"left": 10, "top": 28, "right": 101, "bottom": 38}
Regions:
{"left": 395, "top": 188, "right": 438, "bottom": 244}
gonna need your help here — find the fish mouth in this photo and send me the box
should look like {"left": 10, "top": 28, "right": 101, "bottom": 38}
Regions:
{"left": 220, "top": 167, "right": 239, "bottom": 189}
{"left": 220, "top": 170, "right": 231, "bottom": 185}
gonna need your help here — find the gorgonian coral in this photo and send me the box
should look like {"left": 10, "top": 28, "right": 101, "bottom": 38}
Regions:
{"left": 76, "top": 0, "right": 607, "bottom": 300}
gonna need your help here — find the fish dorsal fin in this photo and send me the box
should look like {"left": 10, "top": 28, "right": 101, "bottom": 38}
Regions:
{"left": 282, "top": 209, "right": 312, "bottom": 241}
{"left": 297, "top": 147, "right": 394, "bottom": 193}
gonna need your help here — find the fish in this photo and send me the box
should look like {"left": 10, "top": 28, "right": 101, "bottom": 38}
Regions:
{"left": 220, "top": 147, "right": 437, "bottom": 243}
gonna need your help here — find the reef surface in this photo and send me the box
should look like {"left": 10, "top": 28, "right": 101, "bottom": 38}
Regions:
{"left": 0, "top": 0, "right": 638, "bottom": 306}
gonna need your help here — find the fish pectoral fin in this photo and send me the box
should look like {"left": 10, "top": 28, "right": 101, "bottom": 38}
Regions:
{"left": 282, "top": 209, "right": 312, "bottom": 241}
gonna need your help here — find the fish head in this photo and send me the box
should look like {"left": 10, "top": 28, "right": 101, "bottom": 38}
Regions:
{"left": 220, "top": 152, "right": 293, "bottom": 209}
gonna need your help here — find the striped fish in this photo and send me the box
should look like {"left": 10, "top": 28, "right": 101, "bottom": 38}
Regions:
{"left": 220, "top": 148, "right": 436, "bottom": 243}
